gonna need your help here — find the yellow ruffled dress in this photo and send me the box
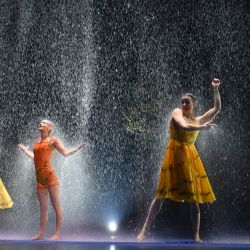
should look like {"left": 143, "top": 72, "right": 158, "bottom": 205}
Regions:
{"left": 156, "top": 118, "right": 216, "bottom": 203}
{"left": 0, "top": 178, "right": 13, "bottom": 209}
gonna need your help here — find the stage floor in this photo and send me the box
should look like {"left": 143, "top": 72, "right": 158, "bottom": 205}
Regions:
{"left": 1, "top": 240, "right": 250, "bottom": 250}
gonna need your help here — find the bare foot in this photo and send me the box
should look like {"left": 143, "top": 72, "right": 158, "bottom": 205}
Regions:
{"left": 194, "top": 235, "right": 203, "bottom": 243}
{"left": 137, "top": 230, "right": 146, "bottom": 241}
{"left": 32, "top": 234, "right": 44, "bottom": 240}
{"left": 49, "top": 233, "right": 60, "bottom": 241}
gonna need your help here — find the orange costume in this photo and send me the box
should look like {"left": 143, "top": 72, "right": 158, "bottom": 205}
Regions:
{"left": 33, "top": 138, "right": 60, "bottom": 189}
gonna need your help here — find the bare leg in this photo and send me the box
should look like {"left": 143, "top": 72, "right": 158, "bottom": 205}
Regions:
{"left": 137, "top": 198, "right": 163, "bottom": 241}
{"left": 189, "top": 202, "right": 202, "bottom": 243}
{"left": 48, "top": 185, "right": 63, "bottom": 241}
{"left": 32, "top": 189, "right": 48, "bottom": 240}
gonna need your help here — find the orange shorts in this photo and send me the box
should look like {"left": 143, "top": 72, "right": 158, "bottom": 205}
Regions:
{"left": 35, "top": 168, "right": 60, "bottom": 189}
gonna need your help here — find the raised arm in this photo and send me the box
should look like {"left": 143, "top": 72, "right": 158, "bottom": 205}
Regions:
{"left": 197, "top": 78, "right": 221, "bottom": 125}
{"left": 18, "top": 144, "right": 34, "bottom": 160}
{"left": 172, "top": 109, "right": 213, "bottom": 131}
{"left": 53, "top": 138, "right": 88, "bottom": 158}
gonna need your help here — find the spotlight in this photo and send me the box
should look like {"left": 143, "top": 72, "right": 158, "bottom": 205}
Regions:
{"left": 110, "top": 245, "right": 116, "bottom": 250}
{"left": 108, "top": 221, "right": 118, "bottom": 232}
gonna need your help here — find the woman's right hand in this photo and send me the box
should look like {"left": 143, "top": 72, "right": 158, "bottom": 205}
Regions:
{"left": 201, "top": 122, "right": 216, "bottom": 130}
{"left": 18, "top": 144, "right": 28, "bottom": 151}
{"left": 18, "top": 144, "right": 34, "bottom": 160}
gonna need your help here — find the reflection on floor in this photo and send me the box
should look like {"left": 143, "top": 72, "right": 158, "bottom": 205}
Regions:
{"left": 1, "top": 240, "right": 250, "bottom": 250}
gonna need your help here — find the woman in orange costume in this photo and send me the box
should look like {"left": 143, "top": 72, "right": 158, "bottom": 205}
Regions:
{"left": 18, "top": 120, "right": 88, "bottom": 240}
{"left": 137, "top": 78, "right": 221, "bottom": 243}
{"left": 0, "top": 178, "right": 13, "bottom": 209}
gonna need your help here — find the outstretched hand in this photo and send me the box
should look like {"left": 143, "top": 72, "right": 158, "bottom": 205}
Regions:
{"left": 18, "top": 144, "right": 28, "bottom": 151}
{"left": 212, "top": 78, "right": 220, "bottom": 88}
{"left": 202, "top": 122, "right": 217, "bottom": 130}
{"left": 18, "top": 143, "right": 34, "bottom": 159}
{"left": 77, "top": 142, "right": 89, "bottom": 151}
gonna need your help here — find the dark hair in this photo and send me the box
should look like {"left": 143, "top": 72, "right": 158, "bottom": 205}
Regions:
{"left": 183, "top": 93, "right": 197, "bottom": 103}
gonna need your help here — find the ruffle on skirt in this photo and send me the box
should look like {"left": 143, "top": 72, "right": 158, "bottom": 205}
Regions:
{"left": 0, "top": 178, "right": 13, "bottom": 209}
{"left": 156, "top": 139, "right": 216, "bottom": 203}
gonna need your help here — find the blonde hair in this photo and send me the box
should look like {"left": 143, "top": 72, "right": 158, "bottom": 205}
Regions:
{"left": 42, "top": 120, "right": 54, "bottom": 134}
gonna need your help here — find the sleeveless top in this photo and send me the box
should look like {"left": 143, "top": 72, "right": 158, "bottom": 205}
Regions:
{"left": 170, "top": 118, "right": 199, "bottom": 144}
{"left": 33, "top": 138, "right": 55, "bottom": 171}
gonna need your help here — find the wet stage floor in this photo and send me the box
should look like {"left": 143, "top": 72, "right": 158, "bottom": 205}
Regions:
{"left": 1, "top": 240, "right": 250, "bottom": 250}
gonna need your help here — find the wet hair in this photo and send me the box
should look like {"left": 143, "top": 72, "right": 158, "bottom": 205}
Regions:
{"left": 183, "top": 93, "right": 197, "bottom": 103}
{"left": 42, "top": 120, "right": 54, "bottom": 134}
{"left": 181, "top": 93, "right": 198, "bottom": 111}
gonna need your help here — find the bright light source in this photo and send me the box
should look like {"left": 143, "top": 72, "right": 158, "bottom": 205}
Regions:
{"left": 108, "top": 221, "right": 118, "bottom": 232}
{"left": 110, "top": 245, "right": 116, "bottom": 250}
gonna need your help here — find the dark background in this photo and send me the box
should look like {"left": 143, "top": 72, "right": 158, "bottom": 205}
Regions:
{"left": 0, "top": 0, "right": 249, "bottom": 241}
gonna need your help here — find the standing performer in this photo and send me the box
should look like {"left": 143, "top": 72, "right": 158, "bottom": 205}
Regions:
{"left": 0, "top": 178, "right": 13, "bottom": 209}
{"left": 137, "top": 78, "right": 221, "bottom": 242}
{"left": 18, "top": 120, "right": 88, "bottom": 240}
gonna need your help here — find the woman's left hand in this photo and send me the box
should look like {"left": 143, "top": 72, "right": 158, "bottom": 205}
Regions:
{"left": 212, "top": 78, "right": 220, "bottom": 88}
{"left": 78, "top": 142, "right": 89, "bottom": 150}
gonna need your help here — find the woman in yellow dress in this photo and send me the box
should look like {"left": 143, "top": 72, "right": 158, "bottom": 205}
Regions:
{"left": 0, "top": 178, "right": 13, "bottom": 209}
{"left": 137, "top": 78, "right": 221, "bottom": 242}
